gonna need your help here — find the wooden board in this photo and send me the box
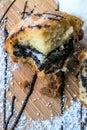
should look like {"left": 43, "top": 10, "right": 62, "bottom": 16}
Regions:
{"left": 0, "top": 0, "right": 79, "bottom": 120}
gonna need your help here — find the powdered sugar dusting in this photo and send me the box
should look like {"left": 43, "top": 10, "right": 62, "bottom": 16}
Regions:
{"left": 13, "top": 100, "right": 87, "bottom": 130}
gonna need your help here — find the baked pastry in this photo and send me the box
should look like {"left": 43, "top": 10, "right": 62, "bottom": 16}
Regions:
{"left": 5, "top": 12, "right": 83, "bottom": 73}
{"left": 78, "top": 51, "right": 87, "bottom": 106}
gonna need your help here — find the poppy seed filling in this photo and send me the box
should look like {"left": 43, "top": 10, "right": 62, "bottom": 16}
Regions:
{"left": 13, "top": 38, "right": 74, "bottom": 71}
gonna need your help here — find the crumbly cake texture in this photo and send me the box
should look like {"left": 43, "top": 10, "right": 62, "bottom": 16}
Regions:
{"left": 40, "top": 71, "right": 62, "bottom": 97}
{"left": 78, "top": 51, "right": 87, "bottom": 107}
{"left": 5, "top": 11, "right": 83, "bottom": 59}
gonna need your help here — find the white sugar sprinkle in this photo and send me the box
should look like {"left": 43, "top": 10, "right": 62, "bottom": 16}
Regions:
{"left": 10, "top": 81, "right": 14, "bottom": 86}
{"left": 32, "top": 98, "right": 41, "bottom": 102}
{"left": 50, "top": 114, "right": 54, "bottom": 117}
{"left": 46, "top": 102, "right": 51, "bottom": 107}
{"left": 21, "top": 100, "right": 24, "bottom": 104}
{"left": 9, "top": 76, "right": 13, "bottom": 81}
{"left": 67, "top": 84, "right": 70, "bottom": 88}
{"left": 36, "top": 112, "right": 40, "bottom": 117}
{"left": 18, "top": 81, "right": 21, "bottom": 85}
{"left": 32, "top": 98, "right": 37, "bottom": 102}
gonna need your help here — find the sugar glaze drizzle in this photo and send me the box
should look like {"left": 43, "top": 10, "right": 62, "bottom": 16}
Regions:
{"left": 0, "top": 0, "right": 16, "bottom": 24}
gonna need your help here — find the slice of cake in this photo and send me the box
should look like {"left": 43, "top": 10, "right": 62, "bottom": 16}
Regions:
{"left": 5, "top": 12, "right": 83, "bottom": 73}
{"left": 78, "top": 51, "right": 87, "bottom": 106}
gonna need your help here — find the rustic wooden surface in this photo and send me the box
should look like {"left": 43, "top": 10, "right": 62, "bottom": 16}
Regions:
{"left": 0, "top": 0, "right": 79, "bottom": 120}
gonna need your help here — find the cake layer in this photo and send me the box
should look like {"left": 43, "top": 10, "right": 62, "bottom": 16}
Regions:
{"left": 5, "top": 12, "right": 83, "bottom": 55}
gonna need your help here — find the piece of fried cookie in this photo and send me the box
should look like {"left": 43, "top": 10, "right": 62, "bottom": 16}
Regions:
{"left": 5, "top": 12, "right": 83, "bottom": 73}
{"left": 78, "top": 51, "right": 87, "bottom": 106}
